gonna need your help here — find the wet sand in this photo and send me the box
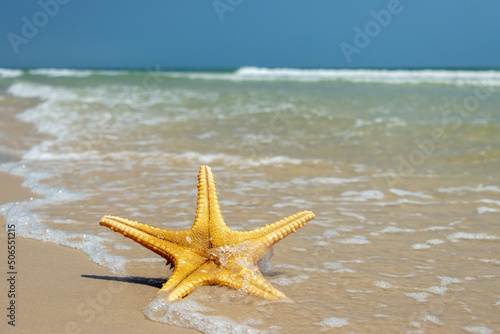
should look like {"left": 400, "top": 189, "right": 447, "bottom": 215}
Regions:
{"left": 0, "top": 172, "right": 197, "bottom": 334}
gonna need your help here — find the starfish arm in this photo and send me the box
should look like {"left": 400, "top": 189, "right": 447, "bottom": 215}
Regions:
{"left": 189, "top": 165, "right": 238, "bottom": 252}
{"left": 166, "top": 261, "right": 286, "bottom": 301}
{"left": 214, "top": 211, "right": 315, "bottom": 247}
{"left": 188, "top": 166, "right": 211, "bottom": 247}
{"left": 100, "top": 215, "right": 194, "bottom": 266}
{"left": 165, "top": 262, "right": 218, "bottom": 301}
{"left": 158, "top": 255, "right": 208, "bottom": 296}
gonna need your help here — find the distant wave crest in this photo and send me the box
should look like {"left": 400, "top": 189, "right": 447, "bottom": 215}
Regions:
{"left": 231, "top": 67, "right": 500, "bottom": 86}
{"left": 2, "top": 66, "right": 500, "bottom": 86}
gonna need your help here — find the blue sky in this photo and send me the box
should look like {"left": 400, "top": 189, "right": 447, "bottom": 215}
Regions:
{"left": 1, "top": 0, "right": 499, "bottom": 69}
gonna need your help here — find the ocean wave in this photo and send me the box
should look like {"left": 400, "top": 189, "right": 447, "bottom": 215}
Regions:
{"left": 166, "top": 67, "right": 500, "bottom": 86}
{"left": 5, "top": 67, "right": 500, "bottom": 86}
{"left": 0, "top": 68, "right": 23, "bottom": 78}
{"left": 104, "top": 150, "right": 309, "bottom": 169}
{"left": 8, "top": 82, "right": 78, "bottom": 101}
{"left": 28, "top": 68, "right": 125, "bottom": 77}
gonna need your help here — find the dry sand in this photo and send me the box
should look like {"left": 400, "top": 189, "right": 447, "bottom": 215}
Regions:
{"left": 0, "top": 172, "right": 197, "bottom": 334}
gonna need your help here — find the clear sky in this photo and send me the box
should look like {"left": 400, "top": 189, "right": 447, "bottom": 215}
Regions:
{"left": 1, "top": 0, "right": 499, "bottom": 69}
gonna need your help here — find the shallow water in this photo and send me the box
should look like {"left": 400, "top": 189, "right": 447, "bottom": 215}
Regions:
{"left": 1, "top": 68, "right": 499, "bottom": 333}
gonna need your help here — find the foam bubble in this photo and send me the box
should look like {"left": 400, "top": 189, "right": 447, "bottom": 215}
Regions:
{"left": 418, "top": 314, "right": 443, "bottom": 325}
{"left": 323, "top": 262, "right": 344, "bottom": 270}
{"left": 438, "top": 184, "right": 500, "bottom": 194}
{"left": 447, "top": 232, "right": 499, "bottom": 242}
{"left": 405, "top": 292, "right": 431, "bottom": 302}
{"left": 477, "top": 198, "right": 500, "bottom": 206}
{"left": 427, "top": 286, "right": 448, "bottom": 294}
{"left": 371, "top": 226, "right": 415, "bottom": 236}
{"left": 422, "top": 226, "right": 453, "bottom": 232}
{"left": 463, "top": 326, "right": 493, "bottom": 334}
{"left": 292, "top": 176, "right": 366, "bottom": 185}
{"left": 477, "top": 206, "right": 500, "bottom": 214}
{"left": 271, "top": 274, "right": 309, "bottom": 286}
{"left": 340, "top": 190, "right": 384, "bottom": 202}
{"left": 389, "top": 189, "right": 433, "bottom": 199}
{"left": 144, "top": 293, "right": 261, "bottom": 334}
{"left": 334, "top": 235, "right": 370, "bottom": 245}
{"left": 438, "top": 276, "right": 464, "bottom": 286}
{"left": 474, "top": 258, "right": 500, "bottom": 265}
{"left": 373, "top": 281, "right": 393, "bottom": 288}
{"left": 426, "top": 239, "right": 444, "bottom": 245}
{"left": 315, "top": 316, "right": 349, "bottom": 329}
{"left": 411, "top": 243, "right": 431, "bottom": 249}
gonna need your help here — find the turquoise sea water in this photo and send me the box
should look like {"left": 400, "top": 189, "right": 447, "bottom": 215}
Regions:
{"left": 1, "top": 67, "right": 499, "bottom": 333}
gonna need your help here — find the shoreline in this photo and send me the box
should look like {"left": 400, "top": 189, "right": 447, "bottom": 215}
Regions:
{"left": 0, "top": 171, "right": 197, "bottom": 334}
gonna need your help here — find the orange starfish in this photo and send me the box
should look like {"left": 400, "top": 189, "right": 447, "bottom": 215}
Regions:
{"left": 100, "top": 165, "right": 314, "bottom": 301}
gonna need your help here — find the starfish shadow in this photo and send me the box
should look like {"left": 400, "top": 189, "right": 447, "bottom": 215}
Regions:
{"left": 81, "top": 274, "right": 167, "bottom": 289}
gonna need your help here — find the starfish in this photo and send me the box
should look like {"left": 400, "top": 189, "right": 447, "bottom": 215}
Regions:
{"left": 99, "top": 165, "right": 315, "bottom": 301}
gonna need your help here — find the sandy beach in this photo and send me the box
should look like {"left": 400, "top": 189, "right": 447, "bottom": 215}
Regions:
{"left": 1, "top": 172, "right": 197, "bottom": 334}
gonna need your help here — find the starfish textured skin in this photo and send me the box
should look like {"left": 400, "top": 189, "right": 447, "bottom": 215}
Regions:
{"left": 99, "top": 165, "right": 315, "bottom": 301}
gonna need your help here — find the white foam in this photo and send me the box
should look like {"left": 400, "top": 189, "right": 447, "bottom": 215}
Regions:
{"left": 371, "top": 226, "right": 415, "bottom": 236}
{"left": 185, "top": 67, "right": 500, "bottom": 87}
{"left": 7, "top": 67, "right": 500, "bottom": 87}
{"left": 8, "top": 82, "right": 78, "bottom": 100}
{"left": 426, "top": 239, "right": 444, "bottom": 245}
{"left": 438, "top": 184, "right": 500, "bottom": 194}
{"left": 463, "top": 326, "right": 493, "bottom": 334}
{"left": 323, "top": 262, "right": 354, "bottom": 273}
{"left": 422, "top": 226, "right": 453, "bottom": 232}
{"left": 271, "top": 274, "right": 309, "bottom": 286}
{"left": 477, "top": 206, "right": 500, "bottom": 214}
{"left": 447, "top": 232, "right": 500, "bottom": 242}
{"left": 340, "top": 190, "right": 384, "bottom": 202}
{"left": 477, "top": 198, "right": 500, "bottom": 206}
{"left": 411, "top": 243, "right": 431, "bottom": 249}
{"left": 0, "top": 68, "right": 23, "bottom": 78}
{"left": 0, "top": 201, "right": 128, "bottom": 275}
{"left": 418, "top": 315, "right": 443, "bottom": 325}
{"left": 273, "top": 263, "right": 327, "bottom": 273}
{"left": 405, "top": 292, "right": 431, "bottom": 302}
{"left": 427, "top": 286, "right": 448, "bottom": 295}
{"left": 292, "top": 176, "right": 366, "bottom": 185}
{"left": 474, "top": 258, "right": 500, "bottom": 265}
{"left": 323, "top": 262, "right": 344, "bottom": 270}
{"left": 29, "top": 68, "right": 94, "bottom": 77}
{"left": 346, "top": 289, "right": 373, "bottom": 294}
{"left": 144, "top": 294, "right": 261, "bottom": 334}
{"left": 315, "top": 316, "right": 349, "bottom": 329}
{"left": 389, "top": 188, "right": 433, "bottom": 199}
{"left": 175, "top": 151, "right": 305, "bottom": 168}
{"left": 373, "top": 281, "right": 393, "bottom": 288}
{"left": 438, "top": 276, "right": 464, "bottom": 286}
{"left": 334, "top": 235, "right": 370, "bottom": 245}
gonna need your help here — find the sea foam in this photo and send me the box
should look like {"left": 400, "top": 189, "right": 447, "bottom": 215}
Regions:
{"left": 164, "top": 67, "right": 500, "bottom": 86}
{"left": 144, "top": 293, "right": 261, "bottom": 334}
